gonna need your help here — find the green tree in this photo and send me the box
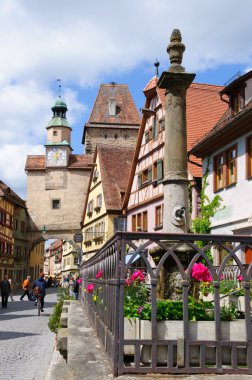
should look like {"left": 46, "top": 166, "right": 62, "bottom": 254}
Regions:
{"left": 191, "top": 157, "right": 223, "bottom": 261}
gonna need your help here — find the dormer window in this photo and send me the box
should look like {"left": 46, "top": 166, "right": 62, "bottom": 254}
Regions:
{"left": 231, "top": 91, "right": 242, "bottom": 114}
{"left": 109, "top": 99, "right": 116, "bottom": 116}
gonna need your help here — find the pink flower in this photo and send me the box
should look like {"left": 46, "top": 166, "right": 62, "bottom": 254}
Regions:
{"left": 192, "top": 263, "right": 212, "bottom": 283}
{"left": 86, "top": 283, "right": 95, "bottom": 293}
{"left": 77, "top": 278, "right": 82, "bottom": 284}
{"left": 237, "top": 275, "right": 244, "bottom": 281}
{"left": 130, "top": 270, "right": 145, "bottom": 282}
{"left": 95, "top": 270, "right": 103, "bottom": 279}
{"left": 125, "top": 279, "right": 131, "bottom": 286}
{"left": 137, "top": 306, "right": 144, "bottom": 315}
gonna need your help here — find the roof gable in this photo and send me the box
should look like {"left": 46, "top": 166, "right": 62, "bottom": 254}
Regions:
{"left": 86, "top": 84, "right": 140, "bottom": 126}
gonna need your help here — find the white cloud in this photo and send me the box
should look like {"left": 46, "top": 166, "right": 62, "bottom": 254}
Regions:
{"left": 0, "top": 143, "right": 44, "bottom": 199}
{"left": 0, "top": 0, "right": 251, "bottom": 198}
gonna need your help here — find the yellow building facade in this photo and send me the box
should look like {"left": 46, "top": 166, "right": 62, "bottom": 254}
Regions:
{"left": 0, "top": 193, "right": 14, "bottom": 280}
{"left": 61, "top": 240, "right": 79, "bottom": 280}
{"left": 82, "top": 145, "right": 134, "bottom": 261}
{"left": 29, "top": 241, "right": 44, "bottom": 281}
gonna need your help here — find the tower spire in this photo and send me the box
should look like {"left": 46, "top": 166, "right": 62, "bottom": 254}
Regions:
{"left": 57, "top": 79, "right": 62, "bottom": 98}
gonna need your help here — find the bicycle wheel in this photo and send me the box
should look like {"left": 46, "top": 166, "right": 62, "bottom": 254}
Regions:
{"left": 37, "top": 298, "right": 41, "bottom": 316}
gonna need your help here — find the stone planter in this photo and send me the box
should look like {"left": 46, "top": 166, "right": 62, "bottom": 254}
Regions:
{"left": 124, "top": 318, "right": 247, "bottom": 365}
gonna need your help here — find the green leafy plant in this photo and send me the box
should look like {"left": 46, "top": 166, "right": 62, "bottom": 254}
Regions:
{"left": 191, "top": 157, "right": 223, "bottom": 262}
{"left": 48, "top": 288, "right": 74, "bottom": 333}
{"left": 220, "top": 302, "right": 238, "bottom": 321}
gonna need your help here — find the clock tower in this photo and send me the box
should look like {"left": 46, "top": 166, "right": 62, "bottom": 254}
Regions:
{"left": 45, "top": 96, "right": 72, "bottom": 167}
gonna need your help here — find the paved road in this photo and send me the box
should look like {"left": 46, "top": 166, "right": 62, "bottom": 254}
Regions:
{"left": 0, "top": 289, "right": 57, "bottom": 380}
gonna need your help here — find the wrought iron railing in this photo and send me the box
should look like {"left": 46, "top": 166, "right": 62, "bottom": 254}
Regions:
{"left": 80, "top": 232, "right": 252, "bottom": 376}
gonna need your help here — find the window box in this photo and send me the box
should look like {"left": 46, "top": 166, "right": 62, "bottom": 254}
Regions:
{"left": 94, "top": 206, "right": 101, "bottom": 212}
{"left": 87, "top": 211, "right": 93, "bottom": 217}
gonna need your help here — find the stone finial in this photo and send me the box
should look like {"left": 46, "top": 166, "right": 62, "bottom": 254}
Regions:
{"left": 167, "top": 29, "right": 185, "bottom": 72}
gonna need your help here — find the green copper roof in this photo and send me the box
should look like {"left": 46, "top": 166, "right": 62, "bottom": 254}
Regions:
{"left": 47, "top": 117, "right": 71, "bottom": 129}
{"left": 52, "top": 96, "right": 68, "bottom": 110}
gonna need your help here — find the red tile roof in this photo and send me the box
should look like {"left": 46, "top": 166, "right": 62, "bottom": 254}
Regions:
{"left": 25, "top": 154, "right": 94, "bottom": 170}
{"left": 86, "top": 84, "right": 140, "bottom": 126}
{"left": 143, "top": 76, "right": 158, "bottom": 94}
{"left": 190, "top": 99, "right": 252, "bottom": 157}
{"left": 98, "top": 144, "right": 135, "bottom": 211}
{"left": 0, "top": 180, "right": 26, "bottom": 208}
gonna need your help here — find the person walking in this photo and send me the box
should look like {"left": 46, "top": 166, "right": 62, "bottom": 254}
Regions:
{"left": 0, "top": 275, "right": 11, "bottom": 309}
{"left": 8, "top": 278, "right": 14, "bottom": 301}
{"left": 20, "top": 276, "right": 31, "bottom": 300}
{"left": 32, "top": 273, "right": 47, "bottom": 312}
{"left": 68, "top": 277, "right": 75, "bottom": 297}
{"left": 74, "top": 277, "right": 81, "bottom": 300}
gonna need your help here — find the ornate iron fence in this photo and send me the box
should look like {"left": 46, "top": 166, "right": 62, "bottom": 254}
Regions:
{"left": 80, "top": 232, "right": 252, "bottom": 376}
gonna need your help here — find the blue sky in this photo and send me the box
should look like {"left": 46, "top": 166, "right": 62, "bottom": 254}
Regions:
{"left": 0, "top": 0, "right": 251, "bottom": 199}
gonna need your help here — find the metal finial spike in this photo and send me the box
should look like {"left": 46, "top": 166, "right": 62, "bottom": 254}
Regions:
{"left": 154, "top": 60, "right": 160, "bottom": 77}
{"left": 57, "top": 79, "right": 62, "bottom": 98}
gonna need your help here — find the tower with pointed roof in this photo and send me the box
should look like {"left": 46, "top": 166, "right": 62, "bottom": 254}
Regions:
{"left": 45, "top": 97, "right": 72, "bottom": 167}
{"left": 25, "top": 96, "right": 93, "bottom": 241}
{"left": 82, "top": 83, "right": 140, "bottom": 154}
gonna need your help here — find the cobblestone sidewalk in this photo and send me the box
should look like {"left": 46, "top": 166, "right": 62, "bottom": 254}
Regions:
{"left": 0, "top": 289, "right": 57, "bottom": 380}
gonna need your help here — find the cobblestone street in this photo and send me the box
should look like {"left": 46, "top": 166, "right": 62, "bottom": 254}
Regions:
{"left": 0, "top": 289, "right": 57, "bottom": 380}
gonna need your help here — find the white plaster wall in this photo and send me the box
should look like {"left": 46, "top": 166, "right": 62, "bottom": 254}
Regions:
{"left": 203, "top": 133, "right": 252, "bottom": 235}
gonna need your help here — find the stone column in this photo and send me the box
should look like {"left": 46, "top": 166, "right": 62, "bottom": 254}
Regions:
{"left": 158, "top": 29, "right": 195, "bottom": 233}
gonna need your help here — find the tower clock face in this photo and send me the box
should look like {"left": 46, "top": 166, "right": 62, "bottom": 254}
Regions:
{"left": 47, "top": 148, "right": 67, "bottom": 166}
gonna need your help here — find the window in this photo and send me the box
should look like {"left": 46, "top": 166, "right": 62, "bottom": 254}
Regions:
{"left": 246, "top": 136, "right": 252, "bottom": 178}
{"left": 142, "top": 169, "right": 148, "bottom": 183}
{"left": 214, "top": 153, "right": 225, "bottom": 191}
{"left": 74, "top": 257, "right": 78, "bottom": 265}
{"left": 214, "top": 146, "right": 237, "bottom": 191}
{"left": 137, "top": 213, "right": 142, "bottom": 230}
{"left": 155, "top": 205, "right": 163, "bottom": 228}
{"left": 143, "top": 211, "right": 148, "bottom": 232}
{"left": 231, "top": 92, "right": 242, "bottom": 114}
{"left": 87, "top": 200, "right": 94, "bottom": 215}
{"left": 145, "top": 131, "right": 149, "bottom": 143}
{"left": 21, "top": 221, "right": 25, "bottom": 233}
{"left": 152, "top": 116, "right": 158, "bottom": 139}
{"left": 97, "top": 194, "right": 102, "bottom": 208}
{"left": 132, "top": 215, "right": 136, "bottom": 232}
{"left": 226, "top": 146, "right": 237, "bottom": 186}
{"left": 0, "top": 211, "right": 6, "bottom": 225}
{"left": 52, "top": 199, "right": 60, "bottom": 209}
{"left": 157, "top": 160, "right": 163, "bottom": 182}
{"left": 0, "top": 240, "right": 5, "bottom": 254}
{"left": 53, "top": 131, "right": 58, "bottom": 136}
{"left": 14, "top": 219, "right": 18, "bottom": 230}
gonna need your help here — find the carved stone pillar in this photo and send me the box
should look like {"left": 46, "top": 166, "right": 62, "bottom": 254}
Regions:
{"left": 158, "top": 29, "right": 195, "bottom": 233}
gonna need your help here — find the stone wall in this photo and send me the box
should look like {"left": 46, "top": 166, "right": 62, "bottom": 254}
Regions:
{"left": 85, "top": 126, "right": 139, "bottom": 154}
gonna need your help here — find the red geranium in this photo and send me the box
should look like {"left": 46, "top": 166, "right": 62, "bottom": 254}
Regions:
{"left": 86, "top": 283, "right": 95, "bottom": 293}
{"left": 130, "top": 270, "right": 145, "bottom": 282}
{"left": 192, "top": 263, "right": 212, "bottom": 283}
{"left": 96, "top": 270, "right": 103, "bottom": 279}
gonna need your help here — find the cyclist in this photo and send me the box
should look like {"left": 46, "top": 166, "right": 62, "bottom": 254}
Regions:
{"left": 32, "top": 273, "right": 47, "bottom": 312}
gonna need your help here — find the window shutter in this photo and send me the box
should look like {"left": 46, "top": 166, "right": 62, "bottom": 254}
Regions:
{"left": 145, "top": 131, "right": 149, "bottom": 143}
{"left": 152, "top": 116, "right": 157, "bottom": 139}
{"left": 148, "top": 167, "right": 152, "bottom": 183}
{"left": 157, "top": 160, "right": 163, "bottom": 181}
{"left": 113, "top": 217, "right": 119, "bottom": 233}
{"left": 138, "top": 174, "right": 142, "bottom": 189}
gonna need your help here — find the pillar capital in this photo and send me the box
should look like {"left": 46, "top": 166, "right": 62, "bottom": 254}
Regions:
{"left": 158, "top": 71, "right": 195, "bottom": 93}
